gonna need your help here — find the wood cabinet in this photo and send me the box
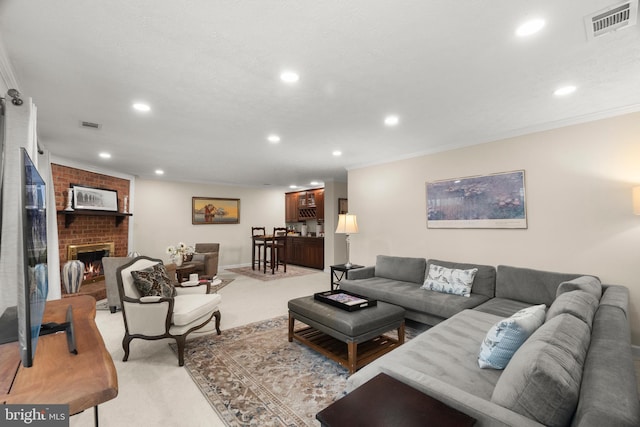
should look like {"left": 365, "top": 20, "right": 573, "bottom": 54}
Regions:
{"left": 285, "top": 192, "right": 299, "bottom": 222}
{"left": 285, "top": 188, "right": 324, "bottom": 222}
{"left": 285, "top": 236, "right": 324, "bottom": 269}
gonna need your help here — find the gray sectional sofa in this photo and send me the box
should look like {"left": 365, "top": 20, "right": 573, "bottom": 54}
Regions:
{"left": 339, "top": 255, "right": 639, "bottom": 427}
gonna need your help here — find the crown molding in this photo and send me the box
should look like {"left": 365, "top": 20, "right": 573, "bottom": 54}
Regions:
{"left": 0, "top": 39, "right": 20, "bottom": 93}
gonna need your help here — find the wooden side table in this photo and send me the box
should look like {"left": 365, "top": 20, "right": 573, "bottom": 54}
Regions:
{"left": 330, "top": 264, "right": 364, "bottom": 290}
{"left": 316, "top": 373, "right": 475, "bottom": 427}
{"left": 175, "top": 263, "right": 198, "bottom": 282}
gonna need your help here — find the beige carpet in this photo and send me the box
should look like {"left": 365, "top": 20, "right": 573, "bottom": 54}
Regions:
{"left": 174, "top": 316, "right": 427, "bottom": 426}
{"left": 227, "top": 265, "right": 318, "bottom": 282}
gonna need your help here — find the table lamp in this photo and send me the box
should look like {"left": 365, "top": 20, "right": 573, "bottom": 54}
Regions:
{"left": 335, "top": 213, "right": 359, "bottom": 268}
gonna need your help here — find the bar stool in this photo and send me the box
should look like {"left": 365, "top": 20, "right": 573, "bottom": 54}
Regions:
{"left": 251, "top": 227, "right": 266, "bottom": 271}
{"left": 266, "top": 227, "right": 288, "bottom": 274}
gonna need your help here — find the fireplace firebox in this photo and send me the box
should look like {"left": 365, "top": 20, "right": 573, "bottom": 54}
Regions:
{"left": 67, "top": 242, "right": 115, "bottom": 285}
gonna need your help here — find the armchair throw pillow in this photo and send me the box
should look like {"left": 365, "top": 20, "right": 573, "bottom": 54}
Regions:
{"left": 421, "top": 264, "right": 478, "bottom": 297}
{"left": 478, "top": 304, "right": 546, "bottom": 369}
{"left": 131, "top": 263, "right": 176, "bottom": 298}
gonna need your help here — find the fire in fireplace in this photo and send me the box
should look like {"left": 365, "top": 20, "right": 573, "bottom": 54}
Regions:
{"left": 67, "top": 242, "right": 115, "bottom": 285}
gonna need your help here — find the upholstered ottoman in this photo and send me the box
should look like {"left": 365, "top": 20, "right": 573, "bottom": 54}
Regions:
{"left": 288, "top": 295, "right": 405, "bottom": 374}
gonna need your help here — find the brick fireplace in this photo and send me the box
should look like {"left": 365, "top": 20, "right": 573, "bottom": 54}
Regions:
{"left": 53, "top": 164, "right": 130, "bottom": 297}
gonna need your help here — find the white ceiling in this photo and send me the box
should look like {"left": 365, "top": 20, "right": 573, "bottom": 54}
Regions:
{"left": 1, "top": 1, "right": 639, "bottom": 188}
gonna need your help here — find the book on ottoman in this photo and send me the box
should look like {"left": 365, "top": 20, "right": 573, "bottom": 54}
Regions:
{"left": 314, "top": 290, "right": 377, "bottom": 311}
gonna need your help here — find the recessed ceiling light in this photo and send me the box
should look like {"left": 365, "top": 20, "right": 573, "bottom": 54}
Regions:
{"left": 332, "top": 150, "right": 342, "bottom": 157}
{"left": 280, "top": 71, "right": 300, "bottom": 83}
{"left": 155, "top": 169, "right": 164, "bottom": 175}
{"left": 133, "top": 102, "right": 151, "bottom": 112}
{"left": 384, "top": 115, "right": 400, "bottom": 126}
{"left": 289, "top": 185, "right": 298, "bottom": 189}
{"left": 99, "top": 152, "right": 111, "bottom": 159}
{"left": 267, "top": 134, "right": 281, "bottom": 143}
{"left": 553, "top": 85, "right": 577, "bottom": 96}
{"left": 310, "top": 181, "right": 320, "bottom": 186}
{"left": 516, "top": 19, "right": 545, "bottom": 37}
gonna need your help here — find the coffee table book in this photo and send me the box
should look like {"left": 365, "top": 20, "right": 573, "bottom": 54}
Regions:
{"left": 314, "top": 290, "right": 377, "bottom": 311}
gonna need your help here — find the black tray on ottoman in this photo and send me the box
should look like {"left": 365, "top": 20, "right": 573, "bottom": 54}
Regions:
{"left": 314, "top": 290, "right": 377, "bottom": 312}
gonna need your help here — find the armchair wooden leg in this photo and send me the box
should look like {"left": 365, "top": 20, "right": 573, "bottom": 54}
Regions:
{"left": 175, "top": 336, "right": 186, "bottom": 366}
{"left": 214, "top": 310, "right": 221, "bottom": 335}
{"left": 122, "top": 335, "right": 132, "bottom": 362}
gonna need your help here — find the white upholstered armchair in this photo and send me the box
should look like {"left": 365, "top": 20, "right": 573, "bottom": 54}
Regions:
{"left": 115, "top": 256, "right": 221, "bottom": 366}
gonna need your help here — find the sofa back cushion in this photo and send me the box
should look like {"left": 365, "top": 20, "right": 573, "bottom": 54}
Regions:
{"left": 491, "top": 313, "right": 591, "bottom": 427}
{"left": 427, "top": 259, "right": 496, "bottom": 298}
{"left": 556, "top": 275, "right": 602, "bottom": 300}
{"left": 375, "top": 255, "right": 426, "bottom": 284}
{"left": 496, "top": 265, "right": 586, "bottom": 306}
{"left": 546, "top": 290, "right": 599, "bottom": 329}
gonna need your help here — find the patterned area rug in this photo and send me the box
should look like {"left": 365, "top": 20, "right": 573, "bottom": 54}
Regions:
{"left": 175, "top": 316, "right": 428, "bottom": 426}
{"left": 96, "top": 278, "right": 235, "bottom": 310}
{"left": 227, "top": 265, "right": 318, "bottom": 282}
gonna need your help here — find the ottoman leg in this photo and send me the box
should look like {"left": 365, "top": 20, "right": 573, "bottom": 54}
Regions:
{"left": 288, "top": 313, "right": 295, "bottom": 342}
{"left": 347, "top": 341, "right": 357, "bottom": 374}
{"left": 398, "top": 321, "right": 405, "bottom": 345}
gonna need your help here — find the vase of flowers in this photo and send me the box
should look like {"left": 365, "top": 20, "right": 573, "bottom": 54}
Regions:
{"left": 166, "top": 242, "right": 194, "bottom": 267}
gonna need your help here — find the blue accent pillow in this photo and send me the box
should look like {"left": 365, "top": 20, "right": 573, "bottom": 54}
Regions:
{"left": 478, "top": 304, "right": 546, "bottom": 369}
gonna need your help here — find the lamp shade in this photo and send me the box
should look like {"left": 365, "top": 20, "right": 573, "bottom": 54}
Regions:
{"left": 335, "top": 213, "right": 359, "bottom": 234}
{"left": 633, "top": 186, "right": 640, "bottom": 215}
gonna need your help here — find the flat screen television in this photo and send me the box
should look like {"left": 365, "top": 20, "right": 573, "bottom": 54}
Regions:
{"left": 18, "top": 147, "right": 49, "bottom": 367}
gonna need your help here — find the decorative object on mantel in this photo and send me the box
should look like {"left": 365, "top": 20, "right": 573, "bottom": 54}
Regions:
{"left": 166, "top": 242, "right": 194, "bottom": 267}
{"left": 65, "top": 188, "right": 74, "bottom": 211}
{"left": 72, "top": 184, "right": 118, "bottom": 212}
{"left": 123, "top": 195, "right": 128, "bottom": 214}
{"left": 426, "top": 170, "right": 527, "bottom": 229}
{"left": 127, "top": 251, "right": 140, "bottom": 258}
{"left": 62, "top": 260, "right": 84, "bottom": 294}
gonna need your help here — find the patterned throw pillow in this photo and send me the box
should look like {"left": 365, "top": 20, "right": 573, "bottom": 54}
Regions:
{"left": 478, "top": 304, "right": 546, "bottom": 369}
{"left": 421, "top": 264, "right": 478, "bottom": 297}
{"left": 131, "top": 263, "right": 176, "bottom": 298}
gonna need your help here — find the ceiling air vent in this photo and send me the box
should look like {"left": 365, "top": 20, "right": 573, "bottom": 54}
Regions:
{"left": 80, "top": 120, "right": 102, "bottom": 129}
{"left": 585, "top": 0, "right": 638, "bottom": 40}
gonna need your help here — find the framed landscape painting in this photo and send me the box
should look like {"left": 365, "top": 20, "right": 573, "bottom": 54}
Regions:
{"left": 192, "top": 197, "right": 240, "bottom": 224}
{"left": 426, "top": 170, "right": 527, "bottom": 229}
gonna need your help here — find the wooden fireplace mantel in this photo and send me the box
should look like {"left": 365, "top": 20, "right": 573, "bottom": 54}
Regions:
{"left": 57, "top": 210, "right": 132, "bottom": 228}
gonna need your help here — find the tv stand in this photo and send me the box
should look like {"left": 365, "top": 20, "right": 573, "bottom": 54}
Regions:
{"left": 39, "top": 305, "right": 77, "bottom": 355}
{"left": 0, "top": 296, "right": 117, "bottom": 425}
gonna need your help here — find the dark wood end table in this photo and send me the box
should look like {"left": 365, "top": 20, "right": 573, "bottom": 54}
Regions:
{"left": 330, "top": 264, "right": 364, "bottom": 290}
{"left": 316, "top": 373, "right": 476, "bottom": 427}
{"left": 175, "top": 263, "right": 198, "bottom": 282}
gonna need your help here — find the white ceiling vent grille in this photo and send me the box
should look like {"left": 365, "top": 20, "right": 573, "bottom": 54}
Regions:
{"left": 585, "top": 0, "right": 638, "bottom": 39}
{"left": 80, "top": 120, "right": 102, "bottom": 129}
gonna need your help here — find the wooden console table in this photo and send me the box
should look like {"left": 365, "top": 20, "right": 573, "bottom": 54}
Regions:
{"left": 1, "top": 295, "right": 118, "bottom": 422}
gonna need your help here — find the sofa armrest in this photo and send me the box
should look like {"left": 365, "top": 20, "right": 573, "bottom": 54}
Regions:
{"left": 200, "top": 252, "right": 219, "bottom": 276}
{"left": 345, "top": 266, "right": 375, "bottom": 280}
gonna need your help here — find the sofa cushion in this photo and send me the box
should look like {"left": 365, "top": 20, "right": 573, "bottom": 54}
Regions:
{"left": 427, "top": 259, "right": 496, "bottom": 298}
{"left": 473, "top": 298, "right": 533, "bottom": 318}
{"left": 339, "top": 277, "right": 490, "bottom": 322}
{"left": 491, "top": 313, "right": 591, "bottom": 427}
{"left": 375, "top": 255, "right": 426, "bottom": 284}
{"left": 546, "top": 290, "right": 599, "bottom": 328}
{"left": 556, "top": 275, "right": 602, "bottom": 300}
{"left": 421, "top": 264, "right": 478, "bottom": 297}
{"left": 478, "top": 304, "right": 546, "bottom": 369}
{"left": 495, "top": 265, "right": 586, "bottom": 306}
{"left": 130, "top": 263, "right": 175, "bottom": 298}
{"left": 172, "top": 293, "right": 221, "bottom": 326}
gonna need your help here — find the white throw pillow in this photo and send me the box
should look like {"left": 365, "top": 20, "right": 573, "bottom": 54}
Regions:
{"left": 421, "top": 264, "right": 478, "bottom": 297}
{"left": 478, "top": 304, "right": 547, "bottom": 369}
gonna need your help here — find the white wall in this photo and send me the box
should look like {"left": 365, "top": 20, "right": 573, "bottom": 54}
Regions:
{"left": 324, "top": 180, "right": 348, "bottom": 267}
{"left": 348, "top": 112, "right": 640, "bottom": 344}
{"left": 132, "top": 179, "right": 286, "bottom": 268}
